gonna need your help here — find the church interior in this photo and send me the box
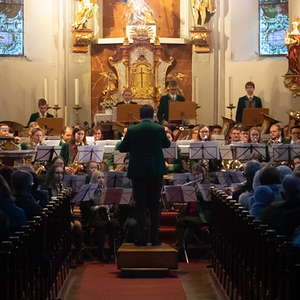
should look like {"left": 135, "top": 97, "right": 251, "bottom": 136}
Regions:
{"left": 1, "top": 0, "right": 300, "bottom": 299}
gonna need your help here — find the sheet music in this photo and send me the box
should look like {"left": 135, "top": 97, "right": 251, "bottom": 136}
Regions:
{"left": 34, "top": 146, "right": 61, "bottom": 162}
{"left": 77, "top": 145, "right": 104, "bottom": 163}
{"left": 114, "top": 150, "right": 127, "bottom": 164}
{"left": 105, "top": 171, "right": 129, "bottom": 187}
{"left": 173, "top": 173, "right": 193, "bottom": 185}
{"left": 164, "top": 185, "right": 197, "bottom": 203}
{"left": 232, "top": 143, "right": 266, "bottom": 161}
{"left": 99, "top": 187, "right": 132, "bottom": 205}
{"left": 220, "top": 145, "right": 233, "bottom": 160}
{"left": 189, "top": 141, "right": 220, "bottom": 160}
{"left": 216, "top": 171, "right": 245, "bottom": 185}
{"left": 73, "top": 183, "right": 99, "bottom": 203}
{"left": 64, "top": 174, "right": 86, "bottom": 193}
{"left": 44, "top": 140, "right": 60, "bottom": 146}
{"left": 163, "top": 141, "right": 177, "bottom": 159}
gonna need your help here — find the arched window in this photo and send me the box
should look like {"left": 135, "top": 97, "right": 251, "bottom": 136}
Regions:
{"left": 259, "top": 0, "right": 289, "bottom": 55}
{"left": 0, "top": 0, "right": 23, "bottom": 56}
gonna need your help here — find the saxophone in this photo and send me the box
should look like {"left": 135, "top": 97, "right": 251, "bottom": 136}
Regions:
{"left": 69, "top": 160, "right": 84, "bottom": 175}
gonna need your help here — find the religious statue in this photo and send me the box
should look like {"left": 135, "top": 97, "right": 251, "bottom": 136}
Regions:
{"left": 100, "top": 72, "right": 118, "bottom": 102}
{"left": 192, "top": 0, "right": 216, "bottom": 28}
{"left": 285, "top": 21, "right": 300, "bottom": 75}
{"left": 73, "top": 0, "right": 97, "bottom": 30}
{"left": 122, "top": 0, "right": 155, "bottom": 25}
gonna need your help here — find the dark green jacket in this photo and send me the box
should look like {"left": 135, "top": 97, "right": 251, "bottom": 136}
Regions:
{"left": 118, "top": 120, "right": 171, "bottom": 179}
{"left": 263, "top": 138, "right": 290, "bottom": 146}
{"left": 108, "top": 141, "right": 122, "bottom": 170}
{"left": 235, "top": 95, "right": 262, "bottom": 124}
{"left": 116, "top": 101, "right": 137, "bottom": 106}
{"left": 157, "top": 94, "right": 185, "bottom": 124}
{"left": 60, "top": 143, "right": 70, "bottom": 166}
{"left": 27, "top": 112, "right": 54, "bottom": 127}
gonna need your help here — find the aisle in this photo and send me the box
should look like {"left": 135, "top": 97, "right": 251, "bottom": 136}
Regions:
{"left": 60, "top": 261, "right": 226, "bottom": 300}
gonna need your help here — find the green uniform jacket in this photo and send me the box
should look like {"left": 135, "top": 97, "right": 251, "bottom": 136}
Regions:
{"left": 27, "top": 112, "right": 54, "bottom": 127}
{"left": 60, "top": 143, "right": 70, "bottom": 166}
{"left": 118, "top": 120, "right": 171, "bottom": 179}
{"left": 263, "top": 138, "right": 290, "bottom": 146}
{"left": 108, "top": 141, "right": 122, "bottom": 170}
{"left": 157, "top": 94, "right": 185, "bottom": 124}
{"left": 116, "top": 101, "right": 137, "bottom": 106}
{"left": 235, "top": 95, "right": 262, "bottom": 124}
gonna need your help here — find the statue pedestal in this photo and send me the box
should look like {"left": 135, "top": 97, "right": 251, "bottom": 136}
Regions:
{"left": 282, "top": 75, "right": 300, "bottom": 98}
{"left": 126, "top": 25, "right": 156, "bottom": 43}
{"left": 190, "top": 29, "right": 212, "bottom": 53}
{"left": 71, "top": 29, "right": 93, "bottom": 53}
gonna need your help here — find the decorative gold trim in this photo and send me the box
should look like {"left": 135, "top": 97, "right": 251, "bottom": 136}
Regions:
{"left": 282, "top": 75, "right": 300, "bottom": 98}
{"left": 190, "top": 29, "right": 212, "bottom": 53}
{"left": 71, "top": 29, "right": 93, "bottom": 53}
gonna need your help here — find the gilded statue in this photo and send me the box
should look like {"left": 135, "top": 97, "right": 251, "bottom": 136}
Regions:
{"left": 121, "top": 0, "right": 155, "bottom": 25}
{"left": 100, "top": 72, "right": 118, "bottom": 102}
{"left": 73, "top": 0, "right": 97, "bottom": 30}
{"left": 285, "top": 21, "right": 300, "bottom": 75}
{"left": 192, "top": 0, "right": 216, "bottom": 28}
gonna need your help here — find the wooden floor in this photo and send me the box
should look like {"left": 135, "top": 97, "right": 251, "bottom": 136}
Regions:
{"left": 59, "top": 261, "right": 226, "bottom": 300}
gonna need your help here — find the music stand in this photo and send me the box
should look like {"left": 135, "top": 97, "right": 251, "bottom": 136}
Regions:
{"left": 37, "top": 117, "right": 64, "bottom": 135}
{"left": 73, "top": 183, "right": 99, "bottom": 203}
{"left": 169, "top": 102, "right": 197, "bottom": 122}
{"left": 105, "top": 171, "right": 129, "bottom": 187}
{"left": 44, "top": 140, "right": 60, "bottom": 146}
{"left": 34, "top": 145, "right": 61, "bottom": 162}
{"left": 164, "top": 185, "right": 197, "bottom": 203}
{"left": 242, "top": 108, "right": 269, "bottom": 126}
{"left": 64, "top": 174, "right": 86, "bottom": 193}
{"left": 99, "top": 188, "right": 132, "bottom": 205}
{"left": 77, "top": 145, "right": 104, "bottom": 164}
{"left": 173, "top": 173, "right": 193, "bottom": 185}
{"left": 189, "top": 141, "right": 220, "bottom": 160}
{"left": 216, "top": 171, "right": 245, "bottom": 185}
{"left": 272, "top": 144, "right": 300, "bottom": 162}
{"left": 86, "top": 136, "right": 95, "bottom": 145}
{"left": 117, "top": 104, "right": 142, "bottom": 123}
{"left": 220, "top": 145, "right": 233, "bottom": 160}
{"left": 197, "top": 184, "right": 214, "bottom": 201}
{"left": 232, "top": 143, "right": 266, "bottom": 161}
{"left": 113, "top": 150, "right": 127, "bottom": 164}
{"left": 163, "top": 141, "right": 177, "bottom": 159}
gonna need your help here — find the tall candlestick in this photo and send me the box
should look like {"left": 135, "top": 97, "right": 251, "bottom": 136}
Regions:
{"left": 44, "top": 78, "right": 48, "bottom": 102}
{"left": 54, "top": 78, "right": 58, "bottom": 105}
{"left": 229, "top": 76, "right": 233, "bottom": 105}
{"left": 65, "top": 106, "right": 67, "bottom": 126}
{"left": 75, "top": 78, "right": 79, "bottom": 106}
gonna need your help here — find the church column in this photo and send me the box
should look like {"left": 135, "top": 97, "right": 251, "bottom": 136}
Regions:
{"left": 289, "top": 0, "right": 300, "bottom": 23}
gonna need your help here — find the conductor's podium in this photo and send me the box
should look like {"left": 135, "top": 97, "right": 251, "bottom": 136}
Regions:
{"left": 117, "top": 243, "right": 178, "bottom": 277}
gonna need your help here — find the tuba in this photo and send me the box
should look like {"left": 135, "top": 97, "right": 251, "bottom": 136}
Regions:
{"left": 286, "top": 109, "right": 300, "bottom": 138}
{"left": 220, "top": 116, "right": 236, "bottom": 141}
{"left": 260, "top": 113, "right": 281, "bottom": 134}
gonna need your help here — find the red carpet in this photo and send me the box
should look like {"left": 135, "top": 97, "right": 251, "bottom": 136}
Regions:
{"left": 77, "top": 262, "right": 187, "bottom": 300}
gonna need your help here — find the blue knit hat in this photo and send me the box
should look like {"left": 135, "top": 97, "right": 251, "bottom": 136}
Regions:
{"left": 276, "top": 165, "right": 293, "bottom": 183}
{"left": 281, "top": 174, "right": 300, "bottom": 202}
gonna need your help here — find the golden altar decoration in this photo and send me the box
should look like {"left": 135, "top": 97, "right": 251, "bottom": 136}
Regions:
{"left": 107, "top": 26, "right": 177, "bottom": 110}
{"left": 282, "top": 75, "right": 300, "bottom": 98}
{"left": 190, "top": 29, "right": 212, "bottom": 53}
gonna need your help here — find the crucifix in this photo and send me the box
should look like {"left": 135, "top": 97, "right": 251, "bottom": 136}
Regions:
{"left": 139, "top": 67, "right": 146, "bottom": 88}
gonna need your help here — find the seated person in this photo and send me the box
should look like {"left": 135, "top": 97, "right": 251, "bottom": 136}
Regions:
{"left": 165, "top": 130, "right": 183, "bottom": 173}
{"left": 91, "top": 125, "right": 102, "bottom": 142}
{"left": 60, "top": 126, "right": 73, "bottom": 146}
{"left": 28, "top": 98, "right": 54, "bottom": 127}
{"left": 80, "top": 171, "right": 114, "bottom": 262}
{"left": 236, "top": 81, "right": 262, "bottom": 124}
{"left": 264, "top": 124, "right": 289, "bottom": 146}
{"left": 247, "top": 127, "right": 270, "bottom": 162}
{"left": 211, "top": 125, "right": 222, "bottom": 135}
{"left": 240, "top": 125, "right": 250, "bottom": 143}
{"left": 157, "top": 80, "right": 185, "bottom": 125}
{"left": 30, "top": 171, "right": 49, "bottom": 207}
{"left": 41, "top": 164, "right": 65, "bottom": 198}
{"left": 251, "top": 186, "right": 275, "bottom": 220}
{"left": 85, "top": 160, "right": 98, "bottom": 184}
{"left": 12, "top": 170, "right": 43, "bottom": 221}
{"left": 0, "top": 210, "right": 10, "bottom": 242}
{"left": 175, "top": 162, "right": 212, "bottom": 261}
{"left": 0, "top": 124, "right": 20, "bottom": 144}
{"left": 0, "top": 175, "right": 26, "bottom": 232}
{"left": 116, "top": 88, "right": 137, "bottom": 106}
{"left": 290, "top": 125, "right": 300, "bottom": 144}
{"left": 227, "top": 126, "right": 240, "bottom": 144}
{"left": 21, "top": 127, "right": 45, "bottom": 150}
{"left": 293, "top": 155, "right": 300, "bottom": 170}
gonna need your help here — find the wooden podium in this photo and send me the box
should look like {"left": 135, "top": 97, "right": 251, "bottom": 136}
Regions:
{"left": 37, "top": 117, "right": 64, "bottom": 135}
{"left": 242, "top": 108, "right": 269, "bottom": 126}
{"left": 169, "top": 102, "right": 197, "bottom": 121}
{"left": 116, "top": 104, "right": 143, "bottom": 123}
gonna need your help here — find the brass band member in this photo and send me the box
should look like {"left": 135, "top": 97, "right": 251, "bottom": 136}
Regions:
{"left": 264, "top": 124, "right": 289, "bottom": 147}
{"left": 60, "top": 126, "right": 73, "bottom": 146}
{"left": 21, "top": 127, "right": 44, "bottom": 150}
{"left": 60, "top": 125, "right": 87, "bottom": 173}
{"left": 116, "top": 88, "right": 137, "bottom": 106}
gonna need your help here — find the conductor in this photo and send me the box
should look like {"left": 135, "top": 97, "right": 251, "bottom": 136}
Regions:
{"left": 118, "top": 105, "right": 171, "bottom": 246}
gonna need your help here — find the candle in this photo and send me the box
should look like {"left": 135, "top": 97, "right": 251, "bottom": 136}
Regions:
{"left": 44, "top": 78, "right": 48, "bottom": 102}
{"left": 54, "top": 78, "right": 58, "bottom": 105}
{"left": 75, "top": 78, "right": 79, "bottom": 106}
{"left": 229, "top": 76, "right": 233, "bottom": 105}
{"left": 65, "top": 105, "right": 67, "bottom": 127}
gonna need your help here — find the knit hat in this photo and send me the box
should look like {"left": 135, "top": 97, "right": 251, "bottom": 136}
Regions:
{"left": 276, "top": 165, "right": 293, "bottom": 183}
{"left": 281, "top": 174, "right": 300, "bottom": 202}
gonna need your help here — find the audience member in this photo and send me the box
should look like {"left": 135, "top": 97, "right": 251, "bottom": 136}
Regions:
{"left": 0, "top": 210, "right": 10, "bottom": 242}
{"left": 251, "top": 186, "right": 275, "bottom": 220}
{"left": 276, "top": 165, "right": 293, "bottom": 183}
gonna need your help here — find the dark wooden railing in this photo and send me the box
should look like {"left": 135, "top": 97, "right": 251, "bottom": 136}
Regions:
{"left": 0, "top": 190, "right": 72, "bottom": 300}
{"left": 210, "top": 187, "right": 300, "bottom": 300}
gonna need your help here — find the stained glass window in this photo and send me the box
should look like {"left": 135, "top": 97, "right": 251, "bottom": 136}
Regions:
{"left": 259, "top": 0, "right": 289, "bottom": 56}
{"left": 0, "top": 0, "right": 23, "bottom": 56}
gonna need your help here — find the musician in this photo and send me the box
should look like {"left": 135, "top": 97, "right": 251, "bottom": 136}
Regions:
{"left": 247, "top": 127, "right": 270, "bottom": 162}
{"left": 236, "top": 82, "right": 262, "bottom": 124}
{"left": 264, "top": 124, "right": 289, "bottom": 147}
{"left": 60, "top": 125, "right": 87, "bottom": 173}
{"left": 85, "top": 160, "right": 98, "bottom": 184}
{"left": 118, "top": 105, "right": 171, "bottom": 246}
{"left": 227, "top": 126, "right": 240, "bottom": 144}
{"left": 240, "top": 125, "right": 250, "bottom": 143}
{"left": 60, "top": 126, "right": 73, "bottom": 146}
{"left": 41, "top": 164, "right": 65, "bottom": 197}
{"left": 290, "top": 125, "right": 300, "bottom": 144}
{"left": 293, "top": 155, "right": 300, "bottom": 169}
{"left": 175, "top": 162, "right": 212, "bottom": 262}
{"left": 165, "top": 130, "right": 183, "bottom": 173}
{"left": 21, "top": 127, "right": 44, "bottom": 150}
{"left": 211, "top": 125, "right": 222, "bottom": 135}
{"left": 27, "top": 98, "right": 54, "bottom": 127}
{"left": 157, "top": 80, "right": 185, "bottom": 125}
{"left": 188, "top": 125, "right": 200, "bottom": 141}
{"left": 91, "top": 125, "right": 102, "bottom": 142}
{"left": 116, "top": 88, "right": 137, "bottom": 106}
{"left": 0, "top": 124, "right": 10, "bottom": 136}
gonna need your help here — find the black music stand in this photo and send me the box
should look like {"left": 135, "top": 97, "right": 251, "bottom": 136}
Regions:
{"left": 99, "top": 188, "right": 132, "bottom": 205}
{"left": 216, "top": 171, "right": 245, "bottom": 186}
{"left": 173, "top": 173, "right": 193, "bottom": 185}
{"left": 220, "top": 145, "right": 233, "bottom": 160}
{"left": 164, "top": 185, "right": 197, "bottom": 203}
{"left": 105, "top": 171, "right": 129, "bottom": 188}
{"left": 77, "top": 145, "right": 104, "bottom": 164}
{"left": 113, "top": 150, "right": 127, "bottom": 164}
{"left": 73, "top": 183, "right": 99, "bottom": 203}
{"left": 34, "top": 145, "right": 61, "bottom": 162}
{"left": 64, "top": 174, "right": 86, "bottom": 193}
{"left": 272, "top": 144, "right": 300, "bottom": 162}
{"left": 232, "top": 143, "right": 266, "bottom": 161}
{"left": 163, "top": 141, "right": 177, "bottom": 159}
{"left": 189, "top": 141, "right": 220, "bottom": 160}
